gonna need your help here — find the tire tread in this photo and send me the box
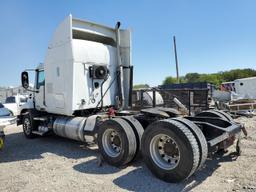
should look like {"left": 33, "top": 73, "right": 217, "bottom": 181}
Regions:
{"left": 172, "top": 117, "right": 208, "bottom": 170}
{"left": 165, "top": 119, "right": 200, "bottom": 178}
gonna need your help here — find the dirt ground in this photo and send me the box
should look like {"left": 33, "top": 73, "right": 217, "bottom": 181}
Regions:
{"left": 0, "top": 116, "right": 256, "bottom": 192}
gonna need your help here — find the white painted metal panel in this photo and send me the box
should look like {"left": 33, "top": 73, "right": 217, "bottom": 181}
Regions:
{"left": 44, "top": 16, "right": 73, "bottom": 115}
{"left": 72, "top": 39, "right": 118, "bottom": 110}
{"left": 234, "top": 77, "right": 256, "bottom": 99}
{"left": 42, "top": 15, "right": 131, "bottom": 116}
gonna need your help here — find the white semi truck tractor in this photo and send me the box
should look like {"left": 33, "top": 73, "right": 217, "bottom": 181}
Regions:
{"left": 18, "top": 15, "right": 243, "bottom": 182}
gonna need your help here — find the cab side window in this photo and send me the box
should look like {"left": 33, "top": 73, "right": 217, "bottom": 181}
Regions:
{"left": 5, "top": 96, "right": 16, "bottom": 103}
{"left": 36, "top": 70, "right": 45, "bottom": 89}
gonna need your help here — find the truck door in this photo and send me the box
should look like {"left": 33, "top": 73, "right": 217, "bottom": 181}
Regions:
{"left": 35, "top": 70, "right": 46, "bottom": 110}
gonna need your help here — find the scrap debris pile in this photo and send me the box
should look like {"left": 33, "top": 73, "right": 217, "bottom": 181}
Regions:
{"left": 133, "top": 77, "right": 256, "bottom": 119}
{"left": 214, "top": 77, "right": 256, "bottom": 117}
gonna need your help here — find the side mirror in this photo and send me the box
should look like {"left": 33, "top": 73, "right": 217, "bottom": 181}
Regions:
{"left": 21, "top": 71, "right": 29, "bottom": 89}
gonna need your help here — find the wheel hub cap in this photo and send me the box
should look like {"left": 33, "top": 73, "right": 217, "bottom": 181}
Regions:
{"left": 150, "top": 134, "right": 180, "bottom": 170}
{"left": 113, "top": 136, "right": 121, "bottom": 146}
{"left": 102, "top": 129, "right": 122, "bottom": 157}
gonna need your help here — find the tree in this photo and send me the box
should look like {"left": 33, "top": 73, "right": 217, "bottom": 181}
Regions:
{"left": 162, "top": 68, "right": 256, "bottom": 87}
{"left": 185, "top": 73, "right": 200, "bottom": 82}
{"left": 133, "top": 84, "right": 150, "bottom": 89}
{"left": 163, "top": 76, "right": 178, "bottom": 85}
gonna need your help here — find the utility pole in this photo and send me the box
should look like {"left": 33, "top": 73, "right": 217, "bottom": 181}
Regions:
{"left": 173, "top": 36, "right": 180, "bottom": 83}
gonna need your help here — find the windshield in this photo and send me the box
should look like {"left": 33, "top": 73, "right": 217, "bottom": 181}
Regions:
{"left": 0, "top": 103, "right": 4, "bottom": 108}
{"left": 5, "top": 96, "right": 16, "bottom": 103}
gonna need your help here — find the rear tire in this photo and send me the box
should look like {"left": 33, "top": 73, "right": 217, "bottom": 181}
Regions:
{"left": 196, "top": 110, "right": 233, "bottom": 122}
{"left": 121, "top": 116, "right": 144, "bottom": 160}
{"left": 172, "top": 117, "right": 208, "bottom": 170}
{"left": 142, "top": 119, "right": 200, "bottom": 182}
{"left": 213, "top": 110, "right": 234, "bottom": 122}
{"left": 196, "top": 110, "right": 235, "bottom": 153}
{"left": 97, "top": 118, "right": 137, "bottom": 167}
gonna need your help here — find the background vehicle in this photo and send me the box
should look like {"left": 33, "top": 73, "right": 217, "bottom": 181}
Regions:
{"left": 18, "top": 15, "right": 242, "bottom": 183}
{"left": 4, "top": 94, "right": 27, "bottom": 116}
{"left": 0, "top": 103, "right": 11, "bottom": 117}
{"left": 0, "top": 105, "right": 16, "bottom": 150}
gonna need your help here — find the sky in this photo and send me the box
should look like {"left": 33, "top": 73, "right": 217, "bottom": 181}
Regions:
{"left": 0, "top": 0, "right": 256, "bottom": 87}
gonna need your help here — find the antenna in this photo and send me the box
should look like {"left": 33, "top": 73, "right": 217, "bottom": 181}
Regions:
{"left": 173, "top": 36, "right": 180, "bottom": 83}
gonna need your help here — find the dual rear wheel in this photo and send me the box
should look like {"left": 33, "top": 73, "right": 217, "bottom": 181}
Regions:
{"left": 97, "top": 116, "right": 208, "bottom": 182}
{"left": 141, "top": 119, "right": 205, "bottom": 182}
{"left": 97, "top": 117, "right": 143, "bottom": 167}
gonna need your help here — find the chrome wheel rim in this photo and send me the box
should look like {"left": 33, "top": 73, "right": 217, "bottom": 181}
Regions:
{"left": 102, "top": 128, "right": 122, "bottom": 157}
{"left": 150, "top": 134, "right": 180, "bottom": 170}
{"left": 23, "top": 118, "right": 31, "bottom": 135}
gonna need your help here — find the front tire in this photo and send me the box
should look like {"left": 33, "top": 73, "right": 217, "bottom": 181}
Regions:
{"left": 23, "top": 113, "right": 36, "bottom": 139}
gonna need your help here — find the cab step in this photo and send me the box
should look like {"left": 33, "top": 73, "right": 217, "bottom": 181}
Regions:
{"left": 33, "top": 117, "right": 48, "bottom": 121}
{"left": 32, "top": 130, "right": 48, "bottom": 136}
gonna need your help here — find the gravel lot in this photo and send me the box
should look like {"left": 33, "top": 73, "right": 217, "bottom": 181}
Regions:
{"left": 0, "top": 116, "right": 256, "bottom": 192}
